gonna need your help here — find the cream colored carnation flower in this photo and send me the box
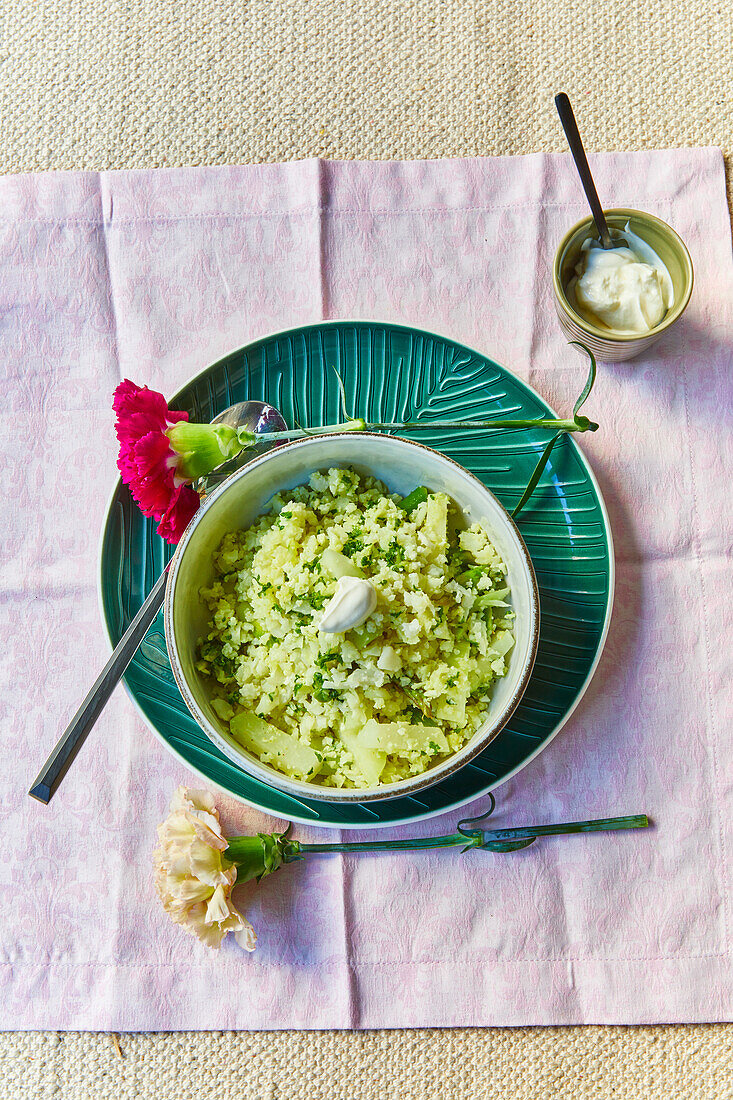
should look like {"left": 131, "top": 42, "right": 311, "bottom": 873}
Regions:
{"left": 153, "top": 787, "right": 256, "bottom": 950}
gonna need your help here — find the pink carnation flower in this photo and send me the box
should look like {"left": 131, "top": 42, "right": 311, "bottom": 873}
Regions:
{"left": 113, "top": 380, "right": 200, "bottom": 544}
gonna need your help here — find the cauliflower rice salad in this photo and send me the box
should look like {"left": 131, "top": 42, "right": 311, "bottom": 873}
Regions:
{"left": 196, "top": 467, "right": 515, "bottom": 789}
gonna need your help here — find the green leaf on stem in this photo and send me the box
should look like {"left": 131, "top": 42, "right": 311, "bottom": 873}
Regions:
{"left": 235, "top": 427, "right": 258, "bottom": 450}
{"left": 511, "top": 431, "right": 563, "bottom": 518}
{"left": 331, "top": 365, "right": 362, "bottom": 426}
{"left": 482, "top": 837, "right": 537, "bottom": 852}
{"left": 511, "top": 343, "right": 598, "bottom": 517}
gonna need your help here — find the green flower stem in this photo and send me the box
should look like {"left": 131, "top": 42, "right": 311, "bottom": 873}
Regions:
{"left": 233, "top": 346, "right": 598, "bottom": 451}
{"left": 295, "top": 814, "right": 648, "bottom": 857}
{"left": 379, "top": 417, "right": 598, "bottom": 432}
{"left": 224, "top": 814, "right": 649, "bottom": 874}
{"left": 295, "top": 833, "right": 473, "bottom": 856}
{"left": 237, "top": 416, "right": 596, "bottom": 448}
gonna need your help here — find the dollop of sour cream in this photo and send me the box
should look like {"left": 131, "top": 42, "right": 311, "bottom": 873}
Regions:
{"left": 318, "top": 576, "right": 377, "bottom": 634}
{"left": 568, "top": 223, "right": 674, "bottom": 334}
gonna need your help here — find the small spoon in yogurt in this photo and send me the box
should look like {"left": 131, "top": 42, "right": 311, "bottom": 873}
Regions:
{"left": 555, "top": 91, "right": 620, "bottom": 250}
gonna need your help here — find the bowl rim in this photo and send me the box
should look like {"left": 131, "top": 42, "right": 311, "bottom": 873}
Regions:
{"left": 552, "top": 207, "right": 694, "bottom": 343}
{"left": 163, "top": 430, "right": 541, "bottom": 803}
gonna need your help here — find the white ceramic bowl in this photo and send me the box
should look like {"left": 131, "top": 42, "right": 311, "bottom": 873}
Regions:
{"left": 164, "top": 433, "right": 540, "bottom": 803}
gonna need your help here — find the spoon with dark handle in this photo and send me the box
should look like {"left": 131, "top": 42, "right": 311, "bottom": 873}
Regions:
{"left": 555, "top": 92, "right": 617, "bottom": 249}
{"left": 28, "top": 400, "right": 286, "bottom": 804}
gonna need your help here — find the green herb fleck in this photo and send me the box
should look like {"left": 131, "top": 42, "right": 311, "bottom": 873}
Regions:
{"left": 342, "top": 535, "right": 364, "bottom": 557}
{"left": 459, "top": 566, "right": 487, "bottom": 585}
{"left": 384, "top": 538, "right": 406, "bottom": 567}
{"left": 214, "top": 654, "right": 237, "bottom": 678}
{"left": 316, "top": 651, "right": 342, "bottom": 669}
{"left": 312, "top": 671, "right": 342, "bottom": 703}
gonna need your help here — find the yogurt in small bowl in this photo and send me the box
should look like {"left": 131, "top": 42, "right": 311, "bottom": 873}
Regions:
{"left": 552, "top": 208, "right": 693, "bottom": 362}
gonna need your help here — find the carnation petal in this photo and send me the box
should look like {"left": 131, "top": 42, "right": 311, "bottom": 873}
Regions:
{"left": 113, "top": 379, "right": 171, "bottom": 427}
{"left": 189, "top": 813, "right": 228, "bottom": 850}
{"left": 171, "top": 787, "right": 217, "bottom": 815}
{"left": 130, "top": 469, "right": 177, "bottom": 518}
{"left": 186, "top": 837, "right": 232, "bottom": 886}
{"left": 233, "top": 920, "right": 257, "bottom": 952}
{"left": 205, "top": 885, "right": 231, "bottom": 924}
{"left": 156, "top": 484, "right": 200, "bottom": 544}
{"left": 166, "top": 873, "right": 214, "bottom": 908}
{"left": 179, "top": 901, "right": 228, "bottom": 948}
{"left": 134, "top": 431, "right": 175, "bottom": 480}
{"left": 115, "top": 410, "right": 169, "bottom": 446}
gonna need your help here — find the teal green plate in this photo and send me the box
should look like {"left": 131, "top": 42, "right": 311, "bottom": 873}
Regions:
{"left": 99, "top": 321, "right": 612, "bottom": 828}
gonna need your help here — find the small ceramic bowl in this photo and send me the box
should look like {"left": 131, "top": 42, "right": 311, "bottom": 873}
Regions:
{"left": 552, "top": 208, "right": 694, "bottom": 362}
{"left": 164, "top": 433, "right": 540, "bottom": 803}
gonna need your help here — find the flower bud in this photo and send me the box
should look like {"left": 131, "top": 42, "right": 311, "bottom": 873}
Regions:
{"left": 166, "top": 421, "right": 242, "bottom": 481}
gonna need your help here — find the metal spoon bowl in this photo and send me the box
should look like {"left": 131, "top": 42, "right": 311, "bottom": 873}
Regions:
{"left": 28, "top": 400, "right": 286, "bottom": 804}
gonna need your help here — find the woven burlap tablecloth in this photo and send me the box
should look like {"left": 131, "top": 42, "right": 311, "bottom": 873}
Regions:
{"left": 1, "top": 2, "right": 731, "bottom": 1097}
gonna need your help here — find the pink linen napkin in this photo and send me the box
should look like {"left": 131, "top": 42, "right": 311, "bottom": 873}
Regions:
{"left": 1, "top": 149, "right": 731, "bottom": 1029}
